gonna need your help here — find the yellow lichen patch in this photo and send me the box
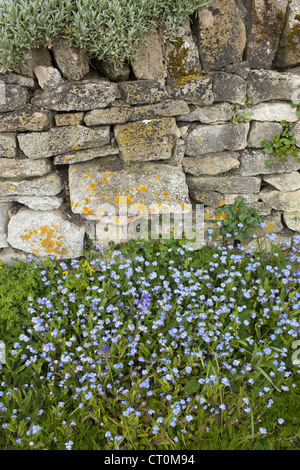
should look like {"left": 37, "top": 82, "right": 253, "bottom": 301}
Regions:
{"left": 39, "top": 225, "right": 68, "bottom": 255}
{"left": 102, "top": 177, "right": 108, "bottom": 183}
{"left": 84, "top": 197, "right": 91, "bottom": 203}
{"left": 32, "top": 248, "right": 40, "bottom": 256}
{"left": 214, "top": 210, "right": 228, "bottom": 220}
{"left": 115, "top": 195, "right": 132, "bottom": 204}
{"left": 195, "top": 196, "right": 199, "bottom": 200}
{"left": 108, "top": 172, "right": 113, "bottom": 177}
{"left": 10, "top": 186, "right": 16, "bottom": 190}
{"left": 156, "top": 176, "right": 160, "bottom": 180}
{"left": 2, "top": 184, "right": 7, "bottom": 190}
{"left": 83, "top": 206, "right": 94, "bottom": 215}
{"left": 163, "top": 192, "right": 169, "bottom": 197}
{"left": 137, "top": 204, "right": 146, "bottom": 213}
{"left": 139, "top": 186, "right": 147, "bottom": 192}
{"left": 20, "top": 228, "right": 35, "bottom": 241}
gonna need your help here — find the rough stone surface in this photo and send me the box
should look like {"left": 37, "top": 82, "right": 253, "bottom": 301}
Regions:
{"left": 190, "top": 190, "right": 225, "bottom": 207}
{"left": 68, "top": 157, "right": 190, "bottom": 217}
{"left": 0, "top": 110, "right": 51, "bottom": 132}
{"left": 185, "top": 123, "right": 249, "bottom": 155}
{"left": 195, "top": 0, "right": 246, "bottom": 70}
{"left": 169, "top": 78, "right": 214, "bottom": 105}
{"left": 84, "top": 100, "right": 189, "bottom": 126}
{"left": 260, "top": 187, "right": 300, "bottom": 211}
{"left": 54, "top": 145, "right": 119, "bottom": 165}
{"left": 0, "top": 134, "right": 17, "bottom": 158}
{"left": 0, "top": 158, "right": 52, "bottom": 178}
{"left": 131, "top": 31, "right": 167, "bottom": 80}
{"left": 283, "top": 211, "right": 300, "bottom": 231}
{"left": 239, "top": 149, "right": 300, "bottom": 175}
{"left": 0, "top": 246, "right": 38, "bottom": 265}
{"left": 182, "top": 152, "right": 240, "bottom": 176}
{"left": 274, "top": 0, "right": 300, "bottom": 68}
{"left": 0, "top": 85, "right": 28, "bottom": 113}
{"left": 0, "top": 203, "right": 11, "bottom": 248}
{"left": 168, "top": 139, "right": 186, "bottom": 166}
{"left": 255, "top": 211, "right": 284, "bottom": 236}
{"left": 294, "top": 121, "right": 300, "bottom": 146}
{"left": 0, "top": 173, "right": 62, "bottom": 197}
{"left": 177, "top": 102, "right": 233, "bottom": 123}
{"left": 7, "top": 209, "right": 85, "bottom": 259}
{"left": 13, "top": 196, "right": 63, "bottom": 211}
{"left": 246, "top": 0, "right": 288, "bottom": 69}
{"left": 52, "top": 38, "right": 90, "bottom": 80}
{"left": 13, "top": 47, "right": 52, "bottom": 78}
{"left": 93, "top": 60, "right": 130, "bottom": 82}
{"left": 212, "top": 73, "right": 247, "bottom": 103}
{"left": 248, "top": 121, "right": 283, "bottom": 148}
{"left": 2, "top": 73, "right": 36, "bottom": 89}
{"left": 114, "top": 118, "right": 180, "bottom": 162}
{"left": 34, "top": 65, "right": 64, "bottom": 91}
{"left": 18, "top": 125, "right": 110, "bottom": 159}
{"left": 186, "top": 175, "right": 261, "bottom": 194}
{"left": 263, "top": 171, "right": 300, "bottom": 191}
{"left": 119, "top": 80, "right": 167, "bottom": 105}
{"left": 32, "top": 82, "right": 120, "bottom": 111}
{"left": 249, "top": 102, "right": 299, "bottom": 122}
{"left": 248, "top": 70, "right": 300, "bottom": 104}
{"left": 54, "top": 113, "right": 84, "bottom": 127}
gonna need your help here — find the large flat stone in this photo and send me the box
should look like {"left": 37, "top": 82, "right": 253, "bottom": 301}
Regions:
{"left": 0, "top": 133, "right": 17, "bottom": 158}
{"left": 32, "top": 81, "right": 120, "bottom": 111}
{"left": 18, "top": 125, "right": 110, "bottom": 159}
{"left": 0, "top": 172, "right": 62, "bottom": 197}
{"left": 195, "top": 0, "right": 246, "bottom": 70}
{"left": 248, "top": 70, "right": 300, "bottom": 104}
{"left": 7, "top": 209, "right": 85, "bottom": 259}
{"left": 185, "top": 123, "right": 249, "bottom": 155}
{"left": 260, "top": 187, "right": 300, "bottom": 211}
{"left": 0, "top": 203, "right": 11, "bottom": 248}
{"left": 263, "top": 172, "right": 300, "bottom": 192}
{"left": 187, "top": 176, "right": 261, "bottom": 194}
{"left": 34, "top": 65, "right": 64, "bottom": 91}
{"left": 182, "top": 152, "right": 240, "bottom": 176}
{"left": 246, "top": 0, "right": 288, "bottom": 69}
{"left": 114, "top": 118, "right": 180, "bottom": 162}
{"left": 239, "top": 149, "right": 300, "bottom": 175}
{"left": 131, "top": 31, "right": 167, "bottom": 80}
{"left": 118, "top": 79, "right": 168, "bottom": 105}
{"left": 177, "top": 102, "right": 233, "bottom": 123}
{"left": 52, "top": 38, "right": 90, "bottom": 81}
{"left": 0, "top": 85, "right": 28, "bottom": 113}
{"left": 0, "top": 110, "right": 50, "bottom": 132}
{"left": 68, "top": 157, "right": 190, "bottom": 217}
{"left": 84, "top": 100, "right": 189, "bottom": 126}
{"left": 283, "top": 211, "right": 300, "bottom": 232}
{"left": 54, "top": 112, "right": 84, "bottom": 127}
{"left": 248, "top": 121, "right": 283, "bottom": 148}
{"left": 212, "top": 72, "right": 247, "bottom": 103}
{"left": 0, "top": 158, "right": 52, "bottom": 178}
{"left": 53, "top": 145, "right": 119, "bottom": 165}
{"left": 169, "top": 78, "right": 214, "bottom": 105}
{"left": 186, "top": 175, "right": 261, "bottom": 194}
{"left": 249, "top": 102, "right": 299, "bottom": 121}
{"left": 12, "top": 47, "right": 52, "bottom": 78}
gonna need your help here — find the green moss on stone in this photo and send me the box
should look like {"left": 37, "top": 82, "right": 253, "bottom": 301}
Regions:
{"left": 167, "top": 36, "right": 202, "bottom": 86}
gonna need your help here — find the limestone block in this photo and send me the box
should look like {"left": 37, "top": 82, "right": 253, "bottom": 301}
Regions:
{"left": 13, "top": 196, "right": 63, "bottom": 211}
{"left": 195, "top": 0, "right": 246, "bottom": 70}
{"left": 34, "top": 65, "right": 64, "bottom": 91}
{"left": 118, "top": 79, "right": 168, "bottom": 105}
{"left": 189, "top": 190, "right": 225, "bottom": 207}
{"left": 294, "top": 122, "right": 300, "bottom": 146}
{"left": 32, "top": 82, "right": 120, "bottom": 111}
{"left": 239, "top": 149, "right": 300, "bottom": 176}
{"left": 68, "top": 156, "right": 190, "bottom": 218}
{"left": 212, "top": 73, "right": 247, "bottom": 103}
{"left": 260, "top": 187, "right": 300, "bottom": 210}
{"left": 54, "top": 113, "right": 84, "bottom": 127}
{"left": 263, "top": 171, "right": 300, "bottom": 191}
{"left": 169, "top": 78, "right": 214, "bottom": 105}
{"left": 7, "top": 209, "right": 85, "bottom": 259}
{"left": 246, "top": 0, "right": 288, "bottom": 69}
{"left": 248, "top": 70, "right": 300, "bottom": 104}
{"left": 0, "top": 134, "right": 17, "bottom": 158}
{"left": 283, "top": 211, "right": 300, "bottom": 231}
{"left": 182, "top": 152, "right": 240, "bottom": 176}
{"left": 185, "top": 123, "right": 249, "bottom": 156}
{"left": 186, "top": 175, "right": 261, "bottom": 194}
{"left": 0, "top": 85, "right": 28, "bottom": 113}
{"left": 249, "top": 102, "right": 298, "bottom": 121}
{"left": 52, "top": 38, "right": 90, "bottom": 80}
{"left": 274, "top": 0, "right": 300, "bottom": 68}
{"left": 53, "top": 145, "right": 119, "bottom": 165}
{"left": 255, "top": 211, "right": 283, "bottom": 236}
{"left": 177, "top": 102, "right": 233, "bottom": 123}
{"left": 93, "top": 60, "right": 130, "bottom": 82}
{"left": 13, "top": 47, "right": 52, "bottom": 78}
{"left": 84, "top": 100, "right": 189, "bottom": 126}
{"left": 2, "top": 73, "right": 36, "bottom": 89}
{"left": 0, "top": 110, "right": 51, "bottom": 132}
{"left": 168, "top": 139, "right": 186, "bottom": 166}
{"left": 0, "top": 158, "right": 52, "bottom": 178}
{"left": 248, "top": 121, "right": 283, "bottom": 148}
{"left": 18, "top": 125, "right": 110, "bottom": 159}
{"left": 114, "top": 118, "right": 180, "bottom": 162}
{"left": 0, "top": 203, "right": 11, "bottom": 248}
{"left": 131, "top": 31, "right": 167, "bottom": 80}
{"left": 0, "top": 173, "right": 62, "bottom": 197}
{"left": 0, "top": 247, "right": 38, "bottom": 265}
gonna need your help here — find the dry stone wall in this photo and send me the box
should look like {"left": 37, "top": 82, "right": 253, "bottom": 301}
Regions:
{"left": 1, "top": 0, "right": 300, "bottom": 262}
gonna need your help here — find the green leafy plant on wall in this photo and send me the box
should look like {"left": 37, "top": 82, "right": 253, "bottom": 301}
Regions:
{"left": 261, "top": 120, "right": 300, "bottom": 167}
{"left": 0, "top": 0, "right": 209, "bottom": 72}
{"left": 230, "top": 97, "right": 252, "bottom": 124}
